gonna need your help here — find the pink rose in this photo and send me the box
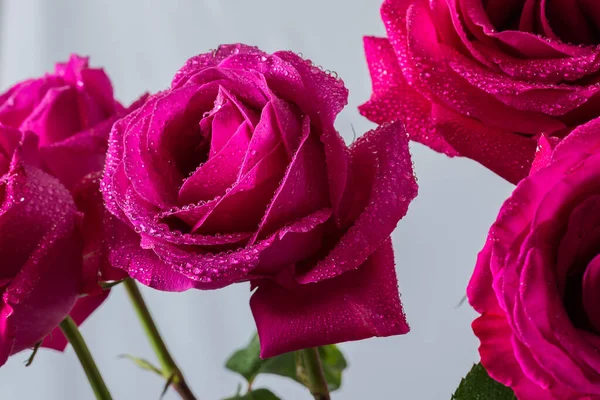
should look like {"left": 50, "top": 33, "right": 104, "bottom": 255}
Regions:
{"left": 361, "top": 0, "right": 600, "bottom": 184}
{"left": 0, "top": 55, "right": 137, "bottom": 358}
{"left": 102, "top": 44, "right": 418, "bottom": 357}
{"left": 468, "top": 118, "right": 600, "bottom": 398}
{"left": 0, "top": 126, "right": 83, "bottom": 366}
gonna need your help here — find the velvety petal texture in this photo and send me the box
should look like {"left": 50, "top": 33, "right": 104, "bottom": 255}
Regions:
{"left": 0, "top": 55, "right": 135, "bottom": 364}
{"left": 102, "top": 44, "right": 418, "bottom": 356}
{"left": 361, "top": 0, "right": 600, "bottom": 184}
{"left": 468, "top": 117, "right": 600, "bottom": 399}
{"left": 0, "top": 127, "right": 82, "bottom": 366}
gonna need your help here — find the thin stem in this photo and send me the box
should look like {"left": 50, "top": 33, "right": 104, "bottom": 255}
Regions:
{"left": 59, "top": 317, "right": 113, "bottom": 400}
{"left": 301, "top": 348, "right": 331, "bottom": 400}
{"left": 123, "top": 278, "right": 197, "bottom": 400}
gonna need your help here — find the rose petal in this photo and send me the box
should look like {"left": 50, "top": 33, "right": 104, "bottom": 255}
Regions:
{"left": 472, "top": 315, "right": 556, "bottom": 400}
{"left": 360, "top": 36, "right": 458, "bottom": 157}
{"left": 432, "top": 105, "right": 537, "bottom": 184}
{"left": 179, "top": 120, "right": 251, "bottom": 204}
{"left": 20, "top": 86, "right": 82, "bottom": 146}
{"left": 106, "top": 215, "right": 197, "bottom": 292}
{"left": 41, "top": 291, "right": 109, "bottom": 351}
{"left": 0, "top": 303, "right": 15, "bottom": 366}
{"left": 298, "top": 122, "right": 417, "bottom": 283}
{"left": 251, "top": 239, "right": 408, "bottom": 358}
{"left": 252, "top": 118, "right": 329, "bottom": 242}
{"left": 40, "top": 116, "right": 113, "bottom": 190}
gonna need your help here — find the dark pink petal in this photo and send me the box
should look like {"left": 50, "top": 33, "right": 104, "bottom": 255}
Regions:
{"left": 153, "top": 208, "right": 332, "bottom": 290}
{"left": 207, "top": 94, "right": 246, "bottom": 157}
{"left": 432, "top": 106, "right": 537, "bottom": 184}
{"left": 530, "top": 135, "right": 559, "bottom": 175}
{"left": 472, "top": 315, "right": 555, "bottom": 400}
{"left": 467, "top": 241, "right": 502, "bottom": 315}
{"left": 19, "top": 86, "right": 82, "bottom": 146}
{"left": 171, "top": 44, "right": 267, "bottom": 88}
{"left": 267, "top": 52, "right": 350, "bottom": 223}
{"left": 239, "top": 102, "right": 286, "bottom": 176}
{"left": 552, "top": 117, "right": 600, "bottom": 162}
{"left": 269, "top": 97, "right": 303, "bottom": 157}
{"left": 179, "top": 121, "right": 251, "bottom": 204}
{"left": 584, "top": 256, "right": 600, "bottom": 334}
{"left": 252, "top": 121, "right": 329, "bottom": 241}
{"left": 179, "top": 143, "right": 287, "bottom": 233}
{"left": 298, "top": 122, "right": 417, "bottom": 283}
{"left": 404, "top": 3, "right": 565, "bottom": 135}
{"left": 251, "top": 239, "right": 408, "bottom": 358}
{"left": 254, "top": 209, "right": 332, "bottom": 278}
{"left": 78, "top": 66, "right": 118, "bottom": 119}
{"left": 40, "top": 116, "right": 114, "bottom": 189}
{"left": 0, "top": 77, "right": 64, "bottom": 127}
{"left": 41, "top": 291, "right": 109, "bottom": 351}
{"left": 74, "top": 172, "right": 126, "bottom": 290}
{"left": 4, "top": 202, "right": 81, "bottom": 356}
{"left": 360, "top": 36, "right": 458, "bottom": 157}
{"left": 0, "top": 303, "right": 14, "bottom": 366}
{"left": 105, "top": 215, "right": 197, "bottom": 292}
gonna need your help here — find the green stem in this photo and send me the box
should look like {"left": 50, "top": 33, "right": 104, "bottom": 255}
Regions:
{"left": 59, "top": 317, "right": 113, "bottom": 400}
{"left": 123, "top": 279, "right": 197, "bottom": 400}
{"left": 301, "top": 348, "right": 331, "bottom": 400}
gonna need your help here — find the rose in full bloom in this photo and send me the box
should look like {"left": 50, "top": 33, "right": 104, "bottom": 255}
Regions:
{"left": 468, "top": 118, "right": 600, "bottom": 398}
{"left": 0, "top": 126, "right": 83, "bottom": 366}
{"left": 0, "top": 55, "right": 136, "bottom": 357}
{"left": 361, "top": 0, "right": 600, "bottom": 184}
{"left": 102, "top": 44, "right": 418, "bottom": 356}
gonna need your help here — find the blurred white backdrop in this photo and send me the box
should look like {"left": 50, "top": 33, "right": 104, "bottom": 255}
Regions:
{"left": 0, "top": 0, "right": 514, "bottom": 399}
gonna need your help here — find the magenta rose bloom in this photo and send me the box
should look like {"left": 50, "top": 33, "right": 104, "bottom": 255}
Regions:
{"left": 102, "top": 44, "right": 417, "bottom": 356}
{"left": 361, "top": 0, "right": 600, "bottom": 184}
{"left": 0, "top": 126, "right": 84, "bottom": 366}
{"left": 0, "top": 55, "right": 137, "bottom": 355}
{"left": 468, "top": 118, "right": 600, "bottom": 398}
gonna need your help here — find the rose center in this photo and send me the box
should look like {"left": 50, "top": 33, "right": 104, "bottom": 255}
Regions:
{"left": 482, "top": 0, "right": 600, "bottom": 45}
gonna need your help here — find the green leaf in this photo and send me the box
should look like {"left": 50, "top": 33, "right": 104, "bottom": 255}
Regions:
{"left": 24, "top": 341, "right": 42, "bottom": 367}
{"left": 318, "top": 345, "right": 347, "bottom": 391}
{"left": 119, "top": 354, "right": 164, "bottom": 377}
{"left": 452, "top": 363, "right": 516, "bottom": 400}
{"left": 223, "top": 388, "right": 281, "bottom": 400}
{"left": 225, "top": 333, "right": 347, "bottom": 391}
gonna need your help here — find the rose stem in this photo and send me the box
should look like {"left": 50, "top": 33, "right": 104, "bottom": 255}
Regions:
{"left": 300, "top": 348, "right": 331, "bottom": 400}
{"left": 123, "top": 278, "right": 197, "bottom": 400}
{"left": 59, "top": 316, "right": 113, "bottom": 400}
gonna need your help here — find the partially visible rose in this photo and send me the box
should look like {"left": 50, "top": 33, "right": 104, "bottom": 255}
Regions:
{"left": 0, "top": 55, "right": 141, "bottom": 355}
{"left": 102, "top": 44, "right": 418, "bottom": 356}
{"left": 468, "top": 118, "right": 600, "bottom": 398}
{"left": 361, "top": 0, "right": 600, "bottom": 184}
{"left": 0, "top": 126, "right": 82, "bottom": 366}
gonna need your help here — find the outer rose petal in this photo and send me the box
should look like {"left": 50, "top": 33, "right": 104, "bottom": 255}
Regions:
{"left": 105, "top": 215, "right": 197, "bottom": 292}
{"left": 251, "top": 239, "right": 408, "bottom": 358}
{"left": 41, "top": 291, "right": 109, "bottom": 351}
{"left": 432, "top": 105, "right": 537, "bottom": 184}
{"left": 299, "top": 122, "right": 417, "bottom": 283}
{"left": 472, "top": 315, "right": 557, "bottom": 400}
{"left": 360, "top": 36, "right": 458, "bottom": 157}
{"left": 0, "top": 304, "right": 14, "bottom": 366}
{"left": 40, "top": 117, "right": 113, "bottom": 190}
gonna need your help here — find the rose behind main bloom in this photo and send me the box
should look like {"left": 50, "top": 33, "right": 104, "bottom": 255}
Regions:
{"left": 0, "top": 55, "right": 133, "bottom": 364}
{"left": 101, "top": 44, "right": 418, "bottom": 357}
{"left": 468, "top": 118, "right": 600, "bottom": 399}
{"left": 361, "top": 0, "right": 600, "bottom": 184}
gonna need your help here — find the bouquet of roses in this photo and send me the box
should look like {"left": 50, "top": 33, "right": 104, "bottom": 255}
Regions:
{"left": 3, "top": 1, "right": 600, "bottom": 399}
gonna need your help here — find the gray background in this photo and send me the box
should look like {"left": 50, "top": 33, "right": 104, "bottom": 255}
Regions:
{"left": 0, "top": 0, "right": 513, "bottom": 399}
